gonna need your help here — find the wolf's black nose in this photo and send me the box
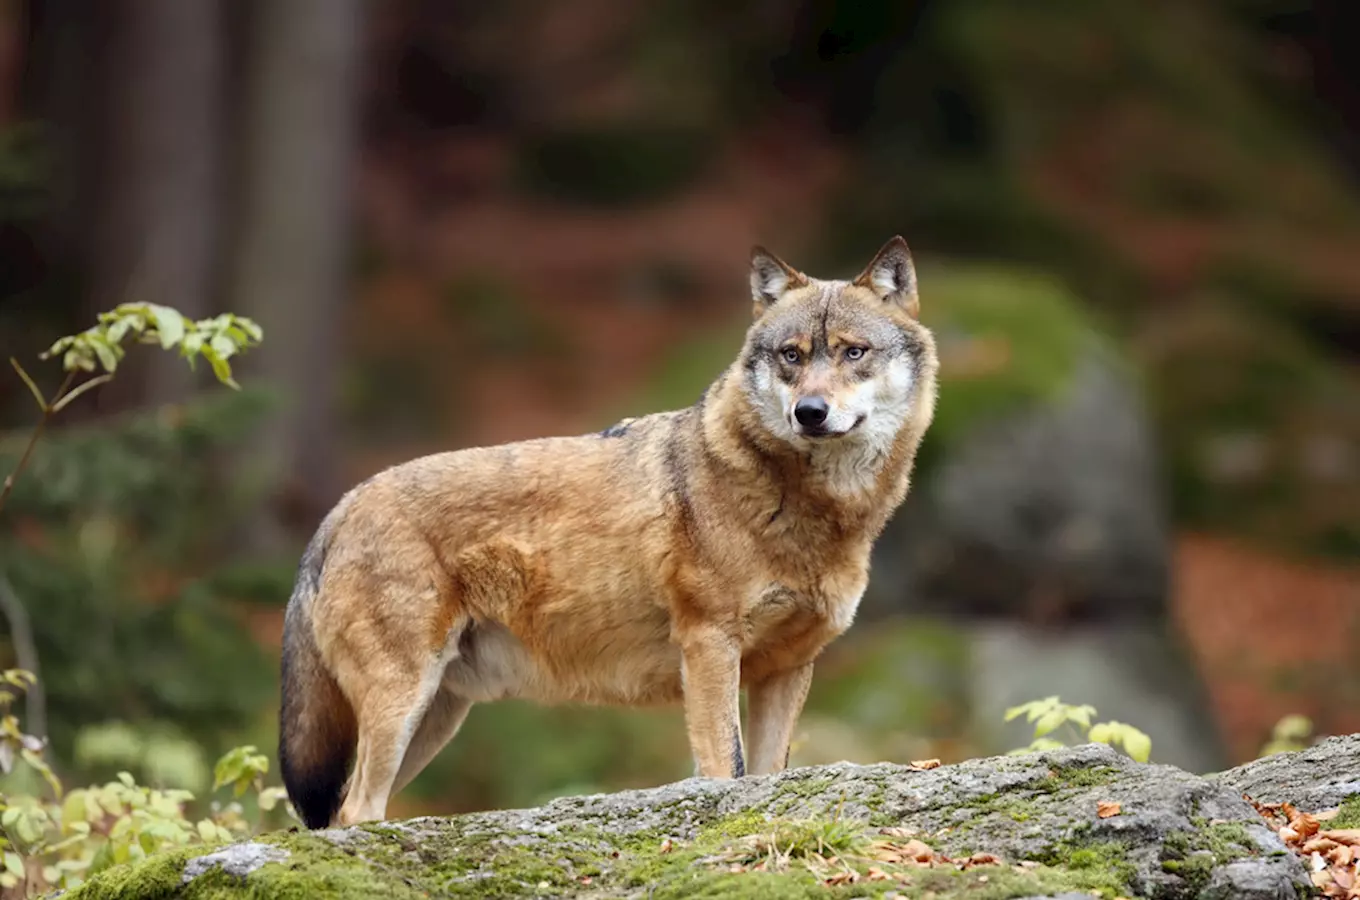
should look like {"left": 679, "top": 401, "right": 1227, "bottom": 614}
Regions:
{"left": 794, "top": 396, "right": 829, "bottom": 427}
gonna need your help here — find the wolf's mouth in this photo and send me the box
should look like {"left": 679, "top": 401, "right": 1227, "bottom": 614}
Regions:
{"left": 799, "top": 414, "right": 866, "bottom": 440}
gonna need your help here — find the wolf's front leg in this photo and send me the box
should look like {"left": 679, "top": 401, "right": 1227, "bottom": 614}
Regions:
{"left": 678, "top": 627, "right": 745, "bottom": 778}
{"left": 746, "top": 663, "right": 814, "bottom": 776}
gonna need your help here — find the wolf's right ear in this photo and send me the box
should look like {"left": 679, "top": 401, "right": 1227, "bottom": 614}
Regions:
{"left": 749, "top": 246, "right": 807, "bottom": 315}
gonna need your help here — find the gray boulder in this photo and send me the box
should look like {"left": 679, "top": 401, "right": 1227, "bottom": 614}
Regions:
{"left": 1212, "top": 733, "right": 1360, "bottom": 812}
{"left": 64, "top": 740, "right": 1328, "bottom": 899}
{"left": 866, "top": 347, "right": 1169, "bottom": 624}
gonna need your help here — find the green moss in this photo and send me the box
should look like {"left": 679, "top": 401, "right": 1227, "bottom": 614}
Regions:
{"left": 64, "top": 833, "right": 435, "bottom": 900}
{"left": 1332, "top": 794, "right": 1360, "bottom": 829}
{"left": 1046, "top": 764, "right": 1122, "bottom": 790}
{"left": 61, "top": 847, "right": 192, "bottom": 900}
{"left": 1159, "top": 822, "right": 1257, "bottom": 893}
{"left": 954, "top": 790, "right": 1044, "bottom": 825}
{"left": 949, "top": 763, "right": 1119, "bottom": 832}
{"left": 1029, "top": 839, "right": 1137, "bottom": 896}
{"left": 911, "top": 263, "right": 1108, "bottom": 475}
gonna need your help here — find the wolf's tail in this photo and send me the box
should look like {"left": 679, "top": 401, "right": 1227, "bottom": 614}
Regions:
{"left": 278, "top": 527, "right": 356, "bottom": 830}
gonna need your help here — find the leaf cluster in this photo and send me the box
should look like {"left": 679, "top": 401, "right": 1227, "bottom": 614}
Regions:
{"left": 37, "top": 304, "right": 262, "bottom": 388}
{"left": 1004, "top": 695, "right": 1153, "bottom": 763}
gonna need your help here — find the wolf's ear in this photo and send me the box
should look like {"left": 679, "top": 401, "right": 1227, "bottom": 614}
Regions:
{"left": 749, "top": 246, "right": 807, "bottom": 314}
{"left": 853, "top": 235, "right": 918, "bottom": 317}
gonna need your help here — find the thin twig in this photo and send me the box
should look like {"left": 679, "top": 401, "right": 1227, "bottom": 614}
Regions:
{"left": 0, "top": 369, "right": 76, "bottom": 518}
{"left": 0, "top": 572, "right": 44, "bottom": 739}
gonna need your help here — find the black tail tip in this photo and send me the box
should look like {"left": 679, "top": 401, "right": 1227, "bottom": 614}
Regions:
{"left": 278, "top": 737, "right": 348, "bottom": 830}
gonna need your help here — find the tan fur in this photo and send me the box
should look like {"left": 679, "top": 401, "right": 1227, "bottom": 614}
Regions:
{"left": 277, "top": 236, "right": 939, "bottom": 827}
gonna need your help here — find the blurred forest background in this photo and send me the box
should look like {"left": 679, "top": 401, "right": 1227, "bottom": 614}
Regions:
{"left": 0, "top": 0, "right": 1358, "bottom": 821}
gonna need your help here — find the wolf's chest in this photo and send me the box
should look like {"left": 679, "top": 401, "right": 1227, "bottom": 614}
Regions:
{"left": 741, "top": 580, "right": 862, "bottom": 655}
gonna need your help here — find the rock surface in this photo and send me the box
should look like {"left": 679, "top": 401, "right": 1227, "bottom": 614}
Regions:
{"left": 1212, "top": 733, "right": 1360, "bottom": 812}
{"left": 59, "top": 739, "right": 1356, "bottom": 900}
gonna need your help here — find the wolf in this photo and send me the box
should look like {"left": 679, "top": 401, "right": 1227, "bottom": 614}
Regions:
{"left": 277, "top": 236, "right": 939, "bottom": 828}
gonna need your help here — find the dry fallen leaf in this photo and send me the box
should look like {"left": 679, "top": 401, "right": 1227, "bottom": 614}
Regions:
{"left": 1097, "top": 801, "right": 1122, "bottom": 819}
{"left": 1295, "top": 813, "right": 1323, "bottom": 839}
{"left": 1256, "top": 798, "right": 1360, "bottom": 900}
{"left": 902, "top": 839, "right": 936, "bottom": 863}
{"left": 1324, "top": 829, "right": 1360, "bottom": 845}
{"left": 878, "top": 826, "right": 916, "bottom": 839}
{"left": 909, "top": 759, "right": 942, "bottom": 771}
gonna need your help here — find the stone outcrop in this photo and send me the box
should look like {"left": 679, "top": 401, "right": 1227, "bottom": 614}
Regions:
{"left": 62, "top": 736, "right": 1360, "bottom": 899}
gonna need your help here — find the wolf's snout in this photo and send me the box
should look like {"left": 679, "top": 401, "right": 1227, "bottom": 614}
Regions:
{"left": 793, "top": 396, "right": 830, "bottom": 428}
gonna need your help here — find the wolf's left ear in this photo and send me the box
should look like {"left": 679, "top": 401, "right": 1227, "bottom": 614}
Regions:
{"left": 749, "top": 246, "right": 808, "bottom": 314}
{"left": 853, "top": 235, "right": 918, "bottom": 317}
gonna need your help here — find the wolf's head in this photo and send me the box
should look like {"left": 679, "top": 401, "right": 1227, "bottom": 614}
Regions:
{"left": 739, "top": 236, "right": 936, "bottom": 455}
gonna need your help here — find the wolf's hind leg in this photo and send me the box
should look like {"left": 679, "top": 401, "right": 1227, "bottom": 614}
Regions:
{"left": 391, "top": 689, "right": 473, "bottom": 796}
{"left": 746, "top": 663, "right": 814, "bottom": 776}
{"left": 334, "top": 662, "right": 446, "bottom": 826}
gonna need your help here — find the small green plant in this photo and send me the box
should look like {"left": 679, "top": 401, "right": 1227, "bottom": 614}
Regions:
{"left": 1005, "top": 696, "right": 1153, "bottom": 763}
{"left": 1258, "top": 714, "right": 1313, "bottom": 758}
{"left": 2, "top": 302, "right": 262, "bottom": 517}
{"left": 0, "top": 670, "right": 292, "bottom": 894}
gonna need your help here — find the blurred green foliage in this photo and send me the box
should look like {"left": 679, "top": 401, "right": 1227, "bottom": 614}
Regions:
{"left": 0, "top": 674, "right": 291, "bottom": 895}
{"left": 1004, "top": 695, "right": 1153, "bottom": 763}
{"left": 0, "top": 388, "right": 285, "bottom": 771}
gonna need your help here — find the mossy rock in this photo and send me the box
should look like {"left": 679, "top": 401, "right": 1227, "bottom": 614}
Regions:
{"left": 67, "top": 743, "right": 1314, "bottom": 899}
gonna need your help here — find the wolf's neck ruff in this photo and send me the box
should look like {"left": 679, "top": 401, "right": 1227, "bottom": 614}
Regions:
{"left": 700, "top": 368, "right": 919, "bottom": 509}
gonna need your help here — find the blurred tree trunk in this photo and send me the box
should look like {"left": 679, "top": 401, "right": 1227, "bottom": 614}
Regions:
{"left": 85, "top": 0, "right": 224, "bottom": 409}
{"left": 224, "top": 0, "right": 362, "bottom": 551}
{"left": 25, "top": 0, "right": 222, "bottom": 414}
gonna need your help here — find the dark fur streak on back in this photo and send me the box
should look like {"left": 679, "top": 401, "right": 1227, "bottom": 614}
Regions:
{"left": 600, "top": 418, "right": 633, "bottom": 438}
{"left": 662, "top": 419, "right": 697, "bottom": 536}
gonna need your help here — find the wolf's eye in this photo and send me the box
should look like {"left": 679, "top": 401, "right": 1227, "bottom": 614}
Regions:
{"left": 780, "top": 347, "right": 801, "bottom": 364}
{"left": 844, "top": 346, "right": 867, "bottom": 361}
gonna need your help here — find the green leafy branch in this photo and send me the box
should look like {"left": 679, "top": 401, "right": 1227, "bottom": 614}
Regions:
{"left": 1004, "top": 695, "right": 1152, "bottom": 763}
{"left": 1, "top": 303, "right": 262, "bottom": 518}
{"left": 0, "top": 670, "right": 293, "bottom": 894}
